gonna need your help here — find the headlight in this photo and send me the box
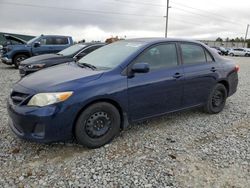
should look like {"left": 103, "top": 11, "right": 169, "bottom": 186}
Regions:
{"left": 28, "top": 63, "right": 45, "bottom": 69}
{"left": 27, "top": 92, "right": 73, "bottom": 107}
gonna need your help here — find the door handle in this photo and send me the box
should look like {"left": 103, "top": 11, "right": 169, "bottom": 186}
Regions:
{"left": 210, "top": 67, "right": 217, "bottom": 72}
{"left": 173, "top": 72, "right": 183, "bottom": 79}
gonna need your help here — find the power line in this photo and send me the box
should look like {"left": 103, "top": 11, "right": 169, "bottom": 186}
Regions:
{"left": 172, "top": 7, "right": 243, "bottom": 27}
{"left": 0, "top": 1, "right": 163, "bottom": 18}
{"left": 108, "top": 0, "right": 247, "bottom": 27}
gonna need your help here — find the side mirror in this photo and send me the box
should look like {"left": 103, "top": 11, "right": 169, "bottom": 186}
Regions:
{"left": 34, "top": 42, "right": 41, "bottom": 48}
{"left": 131, "top": 63, "right": 150, "bottom": 73}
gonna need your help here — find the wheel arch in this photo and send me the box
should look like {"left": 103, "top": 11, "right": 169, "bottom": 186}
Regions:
{"left": 13, "top": 51, "right": 31, "bottom": 60}
{"left": 218, "top": 80, "right": 229, "bottom": 95}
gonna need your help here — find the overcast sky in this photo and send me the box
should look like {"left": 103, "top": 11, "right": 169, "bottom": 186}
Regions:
{"left": 0, "top": 0, "right": 249, "bottom": 42}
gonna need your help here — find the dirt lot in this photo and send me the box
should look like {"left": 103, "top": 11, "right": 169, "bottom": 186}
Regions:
{"left": 0, "top": 57, "right": 249, "bottom": 187}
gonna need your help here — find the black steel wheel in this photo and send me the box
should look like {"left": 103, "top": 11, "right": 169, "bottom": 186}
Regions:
{"left": 204, "top": 83, "right": 227, "bottom": 114}
{"left": 75, "top": 102, "right": 120, "bottom": 148}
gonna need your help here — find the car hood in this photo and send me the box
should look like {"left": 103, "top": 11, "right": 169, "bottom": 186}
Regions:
{"left": 3, "top": 34, "right": 27, "bottom": 44}
{"left": 21, "top": 54, "right": 66, "bottom": 65}
{"left": 17, "top": 63, "right": 104, "bottom": 92}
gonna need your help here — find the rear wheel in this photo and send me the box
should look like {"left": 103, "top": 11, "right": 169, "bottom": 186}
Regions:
{"left": 229, "top": 53, "right": 234, "bottom": 56}
{"left": 75, "top": 102, "right": 120, "bottom": 148}
{"left": 204, "top": 83, "right": 227, "bottom": 114}
{"left": 13, "top": 54, "right": 28, "bottom": 69}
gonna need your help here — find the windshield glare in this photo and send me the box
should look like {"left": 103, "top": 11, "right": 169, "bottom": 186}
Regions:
{"left": 58, "top": 44, "right": 86, "bottom": 56}
{"left": 27, "top": 36, "right": 40, "bottom": 45}
{"left": 78, "top": 41, "right": 145, "bottom": 70}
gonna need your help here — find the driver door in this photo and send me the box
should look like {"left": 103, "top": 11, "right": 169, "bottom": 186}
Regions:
{"left": 127, "top": 43, "right": 184, "bottom": 121}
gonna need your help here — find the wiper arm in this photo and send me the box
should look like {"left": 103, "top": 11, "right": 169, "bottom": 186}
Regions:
{"left": 77, "top": 62, "right": 97, "bottom": 70}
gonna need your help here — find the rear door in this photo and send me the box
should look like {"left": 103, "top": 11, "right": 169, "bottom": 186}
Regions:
{"left": 53, "top": 37, "right": 70, "bottom": 52}
{"left": 180, "top": 42, "right": 221, "bottom": 107}
{"left": 127, "top": 42, "right": 184, "bottom": 121}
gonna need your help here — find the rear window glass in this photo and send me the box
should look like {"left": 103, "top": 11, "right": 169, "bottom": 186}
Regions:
{"left": 180, "top": 43, "right": 206, "bottom": 64}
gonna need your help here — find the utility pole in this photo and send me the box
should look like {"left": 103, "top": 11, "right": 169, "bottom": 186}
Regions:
{"left": 244, "top": 24, "right": 249, "bottom": 47}
{"left": 165, "top": 0, "right": 170, "bottom": 38}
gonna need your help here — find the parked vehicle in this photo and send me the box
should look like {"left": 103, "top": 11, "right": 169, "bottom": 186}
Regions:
{"left": 7, "top": 38, "right": 239, "bottom": 148}
{"left": 0, "top": 45, "right": 3, "bottom": 54}
{"left": 1, "top": 34, "right": 73, "bottom": 68}
{"left": 243, "top": 48, "right": 250, "bottom": 56}
{"left": 228, "top": 48, "right": 249, "bottom": 56}
{"left": 210, "top": 46, "right": 228, "bottom": 55}
{"left": 19, "top": 43, "right": 105, "bottom": 77}
{"left": 210, "top": 47, "right": 222, "bottom": 55}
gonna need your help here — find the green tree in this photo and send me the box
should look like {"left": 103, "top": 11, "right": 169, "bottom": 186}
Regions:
{"left": 216, "top": 37, "right": 223, "bottom": 42}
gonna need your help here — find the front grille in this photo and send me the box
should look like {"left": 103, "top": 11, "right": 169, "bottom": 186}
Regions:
{"left": 10, "top": 91, "right": 30, "bottom": 105}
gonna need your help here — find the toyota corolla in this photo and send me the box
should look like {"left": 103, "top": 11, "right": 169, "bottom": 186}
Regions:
{"left": 7, "top": 38, "right": 239, "bottom": 148}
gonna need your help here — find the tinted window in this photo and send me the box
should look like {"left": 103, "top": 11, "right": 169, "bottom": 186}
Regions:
{"left": 39, "top": 37, "right": 68, "bottom": 45}
{"left": 134, "top": 43, "right": 178, "bottom": 70}
{"left": 54, "top": 37, "right": 68, "bottom": 45}
{"left": 181, "top": 43, "right": 206, "bottom": 64}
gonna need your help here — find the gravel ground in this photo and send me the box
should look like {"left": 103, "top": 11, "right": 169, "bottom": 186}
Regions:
{"left": 0, "top": 57, "right": 249, "bottom": 188}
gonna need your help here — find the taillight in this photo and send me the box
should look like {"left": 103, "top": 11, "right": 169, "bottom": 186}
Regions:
{"left": 235, "top": 65, "right": 239, "bottom": 72}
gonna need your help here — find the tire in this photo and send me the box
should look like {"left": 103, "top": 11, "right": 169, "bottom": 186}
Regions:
{"left": 229, "top": 53, "right": 234, "bottom": 56}
{"left": 75, "top": 102, "right": 120, "bottom": 148}
{"left": 204, "top": 83, "right": 227, "bottom": 114}
{"left": 13, "top": 54, "right": 28, "bottom": 69}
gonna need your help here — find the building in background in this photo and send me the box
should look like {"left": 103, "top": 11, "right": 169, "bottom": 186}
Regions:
{"left": 201, "top": 40, "right": 247, "bottom": 48}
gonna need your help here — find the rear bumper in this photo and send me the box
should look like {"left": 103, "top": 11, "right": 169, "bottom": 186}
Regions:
{"left": 228, "top": 72, "right": 238, "bottom": 97}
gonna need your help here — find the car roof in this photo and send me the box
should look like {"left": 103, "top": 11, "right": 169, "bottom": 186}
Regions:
{"left": 40, "top": 34, "right": 71, "bottom": 38}
{"left": 125, "top": 37, "right": 205, "bottom": 45}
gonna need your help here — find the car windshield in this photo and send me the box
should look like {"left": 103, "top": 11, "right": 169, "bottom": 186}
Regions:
{"left": 27, "top": 36, "right": 40, "bottom": 45}
{"left": 78, "top": 41, "right": 145, "bottom": 70}
{"left": 58, "top": 44, "right": 86, "bottom": 56}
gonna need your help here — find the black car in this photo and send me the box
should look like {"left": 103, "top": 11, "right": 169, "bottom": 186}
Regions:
{"left": 211, "top": 46, "right": 228, "bottom": 55}
{"left": 19, "top": 43, "right": 105, "bottom": 77}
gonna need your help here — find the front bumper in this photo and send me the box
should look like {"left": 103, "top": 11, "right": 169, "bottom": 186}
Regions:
{"left": 7, "top": 98, "right": 75, "bottom": 143}
{"left": 1, "top": 56, "right": 12, "bottom": 65}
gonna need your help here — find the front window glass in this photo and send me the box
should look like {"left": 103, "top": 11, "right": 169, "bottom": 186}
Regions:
{"left": 27, "top": 36, "right": 40, "bottom": 45}
{"left": 134, "top": 43, "right": 178, "bottom": 70}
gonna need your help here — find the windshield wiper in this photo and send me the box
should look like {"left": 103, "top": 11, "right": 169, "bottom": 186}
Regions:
{"left": 77, "top": 62, "right": 97, "bottom": 70}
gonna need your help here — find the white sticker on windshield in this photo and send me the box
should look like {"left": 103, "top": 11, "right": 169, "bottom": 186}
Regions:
{"left": 126, "top": 43, "right": 144, "bottom": 48}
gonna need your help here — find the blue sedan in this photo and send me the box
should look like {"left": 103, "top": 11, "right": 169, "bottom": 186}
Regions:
{"left": 7, "top": 38, "right": 239, "bottom": 148}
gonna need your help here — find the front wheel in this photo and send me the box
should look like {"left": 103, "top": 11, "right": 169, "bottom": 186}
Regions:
{"left": 13, "top": 54, "right": 28, "bottom": 69}
{"left": 229, "top": 53, "right": 234, "bottom": 56}
{"left": 75, "top": 102, "right": 121, "bottom": 148}
{"left": 204, "top": 83, "right": 227, "bottom": 114}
